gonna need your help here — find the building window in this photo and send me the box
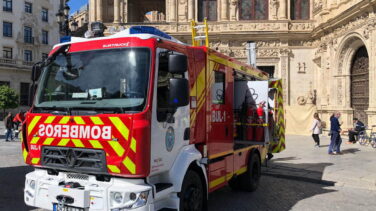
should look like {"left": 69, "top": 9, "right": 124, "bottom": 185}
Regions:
{"left": 41, "top": 8, "right": 48, "bottom": 22}
{"left": 239, "top": 0, "right": 268, "bottom": 20}
{"left": 20, "top": 83, "right": 30, "bottom": 106}
{"left": 25, "top": 2, "right": 32, "bottom": 13}
{"left": 0, "top": 81, "right": 10, "bottom": 86}
{"left": 3, "top": 47, "right": 12, "bottom": 59}
{"left": 3, "top": 0, "right": 12, "bottom": 12}
{"left": 198, "top": 0, "right": 217, "bottom": 21}
{"left": 3, "top": 22, "right": 12, "bottom": 37}
{"left": 212, "top": 71, "right": 225, "bottom": 104}
{"left": 42, "top": 53, "right": 48, "bottom": 60}
{"left": 24, "top": 50, "right": 32, "bottom": 61}
{"left": 42, "top": 30, "right": 48, "bottom": 44}
{"left": 24, "top": 26, "right": 33, "bottom": 43}
{"left": 291, "top": 0, "right": 310, "bottom": 20}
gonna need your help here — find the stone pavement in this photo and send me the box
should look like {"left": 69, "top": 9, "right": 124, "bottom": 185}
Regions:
{"left": 265, "top": 135, "right": 376, "bottom": 190}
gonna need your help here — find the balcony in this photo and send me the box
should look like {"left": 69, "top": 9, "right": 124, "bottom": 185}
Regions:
{"left": 22, "top": 61, "right": 34, "bottom": 66}
{"left": 24, "top": 36, "right": 34, "bottom": 44}
{"left": 0, "top": 58, "right": 16, "bottom": 65}
{"left": 3, "top": 7, "right": 12, "bottom": 12}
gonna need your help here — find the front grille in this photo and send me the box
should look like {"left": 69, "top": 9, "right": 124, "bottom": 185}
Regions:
{"left": 41, "top": 147, "right": 107, "bottom": 173}
{"left": 66, "top": 173, "right": 89, "bottom": 181}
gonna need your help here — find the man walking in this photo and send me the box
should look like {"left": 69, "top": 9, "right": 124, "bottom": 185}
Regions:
{"left": 329, "top": 112, "right": 342, "bottom": 155}
{"left": 347, "top": 118, "right": 365, "bottom": 144}
{"left": 4, "top": 112, "right": 14, "bottom": 142}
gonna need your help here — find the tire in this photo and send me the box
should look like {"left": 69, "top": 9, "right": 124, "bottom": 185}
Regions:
{"left": 371, "top": 138, "right": 376, "bottom": 149}
{"left": 239, "top": 152, "right": 261, "bottom": 192}
{"left": 179, "top": 170, "right": 205, "bottom": 211}
{"left": 358, "top": 134, "right": 367, "bottom": 145}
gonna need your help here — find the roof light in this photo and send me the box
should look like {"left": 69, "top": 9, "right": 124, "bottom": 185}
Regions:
{"left": 129, "top": 26, "right": 172, "bottom": 40}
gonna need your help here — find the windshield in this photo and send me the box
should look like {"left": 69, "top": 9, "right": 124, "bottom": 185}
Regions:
{"left": 35, "top": 48, "right": 151, "bottom": 112}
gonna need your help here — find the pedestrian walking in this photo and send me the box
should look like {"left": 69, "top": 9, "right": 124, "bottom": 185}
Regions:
{"left": 311, "top": 113, "right": 322, "bottom": 147}
{"left": 329, "top": 112, "right": 342, "bottom": 155}
{"left": 346, "top": 118, "right": 365, "bottom": 144}
{"left": 12, "top": 111, "right": 25, "bottom": 139}
{"left": 4, "top": 112, "right": 14, "bottom": 142}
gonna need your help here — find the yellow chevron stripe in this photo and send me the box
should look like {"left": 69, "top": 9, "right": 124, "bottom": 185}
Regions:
{"left": 58, "top": 139, "right": 70, "bottom": 146}
{"left": 72, "top": 139, "right": 84, "bottom": 147}
{"left": 28, "top": 116, "right": 41, "bottom": 135}
{"left": 89, "top": 140, "right": 103, "bottom": 149}
{"left": 31, "top": 158, "right": 40, "bottom": 165}
{"left": 209, "top": 176, "right": 226, "bottom": 189}
{"left": 90, "top": 117, "right": 104, "bottom": 125}
{"left": 59, "top": 116, "right": 70, "bottom": 124}
{"left": 43, "top": 138, "right": 54, "bottom": 145}
{"left": 236, "top": 166, "right": 247, "bottom": 175}
{"left": 107, "top": 165, "right": 120, "bottom": 173}
{"left": 130, "top": 138, "right": 136, "bottom": 153}
{"left": 44, "top": 116, "right": 56, "bottom": 124}
{"left": 109, "top": 117, "right": 129, "bottom": 141}
{"left": 30, "top": 137, "right": 40, "bottom": 144}
{"left": 74, "top": 117, "right": 85, "bottom": 124}
{"left": 23, "top": 149, "right": 28, "bottom": 162}
{"left": 109, "top": 141, "right": 125, "bottom": 157}
{"left": 123, "top": 157, "right": 136, "bottom": 174}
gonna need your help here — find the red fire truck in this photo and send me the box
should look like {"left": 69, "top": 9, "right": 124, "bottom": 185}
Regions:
{"left": 22, "top": 25, "right": 285, "bottom": 211}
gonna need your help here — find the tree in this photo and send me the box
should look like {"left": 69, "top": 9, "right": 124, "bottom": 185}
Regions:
{"left": 0, "top": 85, "right": 19, "bottom": 118}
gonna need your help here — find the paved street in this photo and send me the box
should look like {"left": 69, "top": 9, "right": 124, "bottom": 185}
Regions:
{"left": 1, "top": 121, "right": 376, "bottom": 210}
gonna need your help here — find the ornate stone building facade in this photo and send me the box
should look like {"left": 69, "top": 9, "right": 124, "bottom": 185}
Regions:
{"left": 88, "top": 0, "right": 376, "bottom": 130}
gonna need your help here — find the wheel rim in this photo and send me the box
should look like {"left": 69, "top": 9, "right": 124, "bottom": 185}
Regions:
{"left": 183, "top": 185, "right": 202, "bottom": 211}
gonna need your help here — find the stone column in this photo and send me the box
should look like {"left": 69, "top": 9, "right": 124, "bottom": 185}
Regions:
{"left": 188, "top": 0, "right": 195, "bottom": 20}
{"left": 114, "top": 0, "right": 121, "bottom": 23}
{"left": 279, "top": 0, "right": 287, "bottom": 19}
{"left": 96, "top": 0, "right": 103, "bottom": 22}
{"left": 89, "top": 0, "right": 97, "bottom": 22}
{"left": 220, "top": 0, "right": 229, "bottom": 21}
{"left": 170, "top": 0, "right": 177, "bottom": 22}
{"left": 230, "top": 0, "right": 238, "bottom": 21}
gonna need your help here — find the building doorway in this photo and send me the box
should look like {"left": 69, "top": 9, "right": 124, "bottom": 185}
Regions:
{"left": 350, "top": 46, "right": 369, "bottom": 124}
{"left": 258, "top": 66, "right": 275, "bottom": 78}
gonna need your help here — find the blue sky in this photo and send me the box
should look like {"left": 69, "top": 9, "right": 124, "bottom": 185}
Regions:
{"left": 68, "top": 0, "right": 88, "bottom": 14}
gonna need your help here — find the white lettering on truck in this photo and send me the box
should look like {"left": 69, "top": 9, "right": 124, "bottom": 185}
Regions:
{"left": 38, "top": 124, "right": 112, "bottom": 140}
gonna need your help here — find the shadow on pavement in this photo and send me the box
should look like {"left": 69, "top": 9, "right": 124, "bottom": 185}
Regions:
{"left": 0, "top": 166, "right": 35, "bottom": 211}
{"left": 208, "top": 162, "right": 336, "bottom": 211}
{"left": 341, "top": 148, "right": 360, "bottom": 154}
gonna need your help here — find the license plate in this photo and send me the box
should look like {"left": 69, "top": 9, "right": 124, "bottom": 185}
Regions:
{"left": 53, "top": 203, "right": 85, "bottom": 211}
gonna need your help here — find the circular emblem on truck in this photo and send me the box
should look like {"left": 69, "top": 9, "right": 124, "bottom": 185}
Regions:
{"left": 165, "top": 127, "right": 175, "bottom": 152}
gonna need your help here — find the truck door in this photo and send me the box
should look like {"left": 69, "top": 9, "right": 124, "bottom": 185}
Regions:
{"left": 207, "top": 61, "right": 234, "bottom": 191}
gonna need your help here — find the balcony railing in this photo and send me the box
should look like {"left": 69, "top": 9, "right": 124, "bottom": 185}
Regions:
{"left": 0, "top": 58, "right": 16, "bottom": 65}
{"left": 24, "top": 36, "right": 34, "bottom": 44}
{"left": 22, "top": 61, "right": 34, "bottom": 66}
{"left": 3, "top": 7, "right": 12, "bottom": 12}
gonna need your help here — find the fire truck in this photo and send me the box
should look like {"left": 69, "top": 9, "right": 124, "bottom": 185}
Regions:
{"left": 22, "top": 22, "right": 285, "bottom": 211}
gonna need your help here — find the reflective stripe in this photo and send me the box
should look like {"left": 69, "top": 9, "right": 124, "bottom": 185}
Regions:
{"left": 130, "top": 138, "right": 136, "bottom": 153}
{"left": 72, "top": 139, "right": 84, "bottom": 147}
{"left": 108, "top": 141, "right": 125, "bottom": 157}
{"left": 74, "top": 117, "right": 85, "bottom": 124}
{"left": 43, "top": 138, "right": 54, "bottom": 145}
{"left": 44, "top": 116, "right": 56, "bottom": 124}
{"left": 90, "top": 117, "right": 104, "bottom": 125}
{"left": 107, "top": 165, "right": 120, "bottom": 173}
{"left": 109, "top": 117, "right": 129, "bottom": 141}
{"left": 28, "top": 116, "right": 41, "bottom": 135}
{"left": 89, "top": 140, "right": 103, "bottom": 149}
{"left": 23, "top": 149, "right": 28, "bottom": 162}
{"left": 209, "top": 176, "right": 226, "bottom": 189}
{"left": 58, "top": 139, "right": 70, "bottom": 146}
{"left": 123, "top": 157, "right": 136, "bottom": 174}
{"left": 59, "top": 116, "right": 70, "bottom": 124}
{"left": 30, "top": 137, "right": 40, "bottom": 144}
{"left": 31, "top": 158, "right": 40, "bottom": 165}
{"left": 236, "top": 166, "right": 247, "bottom": 175}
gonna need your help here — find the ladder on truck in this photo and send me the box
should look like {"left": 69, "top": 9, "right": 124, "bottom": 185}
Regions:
{"left": 191, "top": 18, "right": 209, "bottom": 47}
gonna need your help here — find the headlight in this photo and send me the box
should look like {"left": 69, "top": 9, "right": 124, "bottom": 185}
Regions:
{"left": 111, "top": 192, "right": 123, "bottom": 205}
{"left": 29, "top": 180, "right": 36, "bottom": 190}
{"left": 110, "top": 190, "right": 149, "bottom": 210}
{"left": 129, "top": 191, "right": 149, "bottom": 209}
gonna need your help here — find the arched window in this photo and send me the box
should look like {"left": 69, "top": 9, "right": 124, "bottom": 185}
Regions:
{"left": 198, "top": 0, "right": 218, "bottom": 21}
{"left": 291, "top": 0, "right": 310, "bottom": 20}
{"left": 239, "top": 0, "right": 268, "bottom": 20}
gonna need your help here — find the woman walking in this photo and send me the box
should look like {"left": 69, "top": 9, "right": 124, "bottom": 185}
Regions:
{"left": 311, "top": 113, "right": 322, "bottom": 147}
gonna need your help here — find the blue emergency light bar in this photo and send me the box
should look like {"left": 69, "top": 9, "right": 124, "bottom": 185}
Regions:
{"left": 129, "top": 26, "right": 172, "bottom": 40}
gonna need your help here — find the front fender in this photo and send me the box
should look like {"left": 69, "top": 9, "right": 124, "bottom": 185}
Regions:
{"left": 168, "top": 145, "right": 207, "bottom": 193}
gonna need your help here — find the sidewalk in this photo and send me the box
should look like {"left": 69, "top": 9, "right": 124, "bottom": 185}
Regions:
{"left": 266, "top": 135, "right": 376, "bottom": 190}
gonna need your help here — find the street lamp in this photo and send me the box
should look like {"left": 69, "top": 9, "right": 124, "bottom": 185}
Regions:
{"left": 56, "top": 0, "right": 73, "bottom": 36}
{"left": 71, "top": 21, "right": 78, "bottom": 32}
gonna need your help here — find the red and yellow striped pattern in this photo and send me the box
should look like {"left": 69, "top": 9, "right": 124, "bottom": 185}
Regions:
{"left": 269, "top": 79, "right": 286, "bottom": 153}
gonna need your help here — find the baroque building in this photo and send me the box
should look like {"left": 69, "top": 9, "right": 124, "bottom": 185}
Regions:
{"left": 0, "top": 0, "right": 60, "bottom": 113}
{"left": 87, "top": 0, "right": 376, "bottom": 132}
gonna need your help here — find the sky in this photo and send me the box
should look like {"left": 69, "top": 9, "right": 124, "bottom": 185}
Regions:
{"left": 68, "top": 0, "right": 88, "bottom": 14}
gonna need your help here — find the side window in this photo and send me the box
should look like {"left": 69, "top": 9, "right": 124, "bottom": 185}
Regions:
{"left": 212, "top": 71, "right": 225, "bottom": 104}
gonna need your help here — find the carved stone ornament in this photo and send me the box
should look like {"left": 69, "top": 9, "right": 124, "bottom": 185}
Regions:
{"left": 297, "top": 96, "right": 307, "bottom": 105}
{"left": 270, "top": 0, "right": 279, "bottom": 19}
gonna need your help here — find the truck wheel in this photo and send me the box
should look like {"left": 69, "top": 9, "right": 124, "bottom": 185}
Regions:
{"left": 239, "top": 152, "right": 261, "bottom": 192}
{"left": 179, "top": 170, "right": 204, "bottom": 211}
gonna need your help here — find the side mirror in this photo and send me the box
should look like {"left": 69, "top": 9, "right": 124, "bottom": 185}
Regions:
{"left": 168, "top": 54, "right": 187, "bottom": 74}
{"left": 31, "top": 62, "right": 43, "bottom": 82}
{"left": 28, "top": 84, "right": 37, "bottom": 106}
{"left": 169, "top": 78, "right": 189, "bottom": 108}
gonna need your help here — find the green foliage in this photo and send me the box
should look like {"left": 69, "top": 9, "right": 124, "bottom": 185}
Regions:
{"left": 0, "top": 85, "right": 19, "bottom": 116}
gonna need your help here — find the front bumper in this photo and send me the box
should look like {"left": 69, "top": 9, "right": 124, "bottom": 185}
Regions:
{"left": 24, "top": 169, "right": 154, "bottom": 211}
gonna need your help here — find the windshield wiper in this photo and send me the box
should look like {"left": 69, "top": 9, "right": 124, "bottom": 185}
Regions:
{"left": 33, "top": 106, "right": 70, "bottom": 115}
